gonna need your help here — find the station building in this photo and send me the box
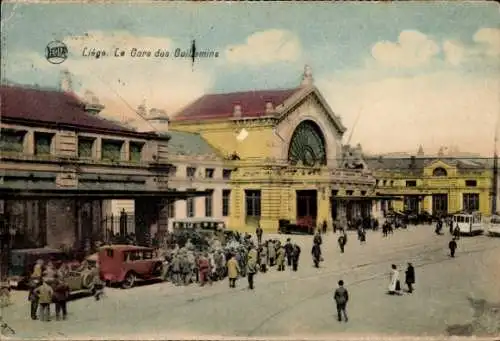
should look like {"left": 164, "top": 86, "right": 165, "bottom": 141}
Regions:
{"left": 367, "top": 152, "right": 492, "bottom": 216}
{"left": 0, "top": 82, "right": 206, "bottom": 251}
{"left": 169, "top": 66, "right": 384, "bottom": 232}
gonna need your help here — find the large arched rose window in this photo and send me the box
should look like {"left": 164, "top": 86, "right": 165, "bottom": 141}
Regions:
{"left": 288, "top": 120, "right": 327, "bottom": 167}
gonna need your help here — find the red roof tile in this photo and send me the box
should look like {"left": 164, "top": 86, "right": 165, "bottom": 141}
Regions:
{"left": 0, "top": 85, "right": 136, "bottom": 135}
{"left": 172, "top": 88, "right": 301, "bottom": 122}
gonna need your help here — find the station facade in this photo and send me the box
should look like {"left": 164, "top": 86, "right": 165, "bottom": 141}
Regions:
{"left": 169, "top": 66, "right": 382, "bottom": 232}
{"left": 0, "top": 83, "right": 207, "bottom": 251}
{"left": 367, "top": 153, "right": 492, "bottom": 216}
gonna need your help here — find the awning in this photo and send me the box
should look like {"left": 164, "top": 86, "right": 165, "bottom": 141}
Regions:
{"left": 0, "top": 188, "right": 212, "bottom": 199}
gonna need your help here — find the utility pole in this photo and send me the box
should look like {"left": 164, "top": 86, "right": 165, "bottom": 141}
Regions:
{"left": 492, "top": 136, "right": 498, "bottom": 215}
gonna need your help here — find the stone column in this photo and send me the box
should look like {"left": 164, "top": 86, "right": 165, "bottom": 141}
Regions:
{"left": 135, "top": 198, "right": 158, "bottom": 246}
{"left": 317, "top": 187, "right": 331, "bottom": 227}
{"left": 46, "top": 199, "right": 76, "bottom": 249}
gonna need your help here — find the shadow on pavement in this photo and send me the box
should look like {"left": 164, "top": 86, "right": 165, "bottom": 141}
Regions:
{"left": 447, "top": 297, "right": 500, "bottom": 337}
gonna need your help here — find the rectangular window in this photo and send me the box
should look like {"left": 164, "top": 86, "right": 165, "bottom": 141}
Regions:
{"left": 187, "top": 167, "right": 196, "bottom": 178}
{"left": 361, "top": 191, "right": 366, "bottom": 196}
{"left": 167, "top": 200, "right": 175, "bottom": 218}
{"left": 186, "top": 194, "right": 195, "bottom": 218}
{"left": 78, "top": 137, "right": 94, "bottom": 158}
{"left": 465, "top": 180, "right": 477, "bottom": 187}
{"left": 223, "top": 169, "right": 232, "bottom": 180}
{"left": 205, "top": 194, "right": 213, "bottom": 217}
{"left": 346, "top": 190, "right": 353, "bottom": 196}
{"left": 406, "top": 180, "right": 417, "bottom": 187}
{"left": 0, "top": 129, "right": 25, "bottom": 153}
{"left": 169, "top": 166, "right": 177, "bottom": 176}
{"left": 34, "top": 132, "right": 53, "bottom": 156}
{"left": 463, "top": 193, "right": 479, "bottom": 212}
{"left": 245, "top": 190, "right": 261, "bottom": 217}
{"left": 205, "top": 168, "right": 214, "bottom": 179}
{"left": 222, "top": 189, "right": 231, "bottom": 217}
{"left": 101, "top": 140, "right": 123, "bottom": 161}
{"left": 129, "top": 142, "right": 144, "bottom": 162}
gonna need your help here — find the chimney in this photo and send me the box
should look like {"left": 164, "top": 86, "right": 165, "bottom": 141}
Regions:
{"left": 301, "top": 64, "right": 313, "bottom": 87}
{"left": 265, "top": 101, "right": 274, "bottom": 114}
{"left": 233, "top": 104, "right": 242, "bottom": 118}
{"left": 60, "top": 69, "right": 73, "bottom": 92}
{"left": 83, "top": 90, "right": 104, "bottom": 115}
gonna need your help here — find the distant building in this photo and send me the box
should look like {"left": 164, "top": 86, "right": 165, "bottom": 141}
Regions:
{"left": 367, "top": 155, "right": 492, "bottom": 216}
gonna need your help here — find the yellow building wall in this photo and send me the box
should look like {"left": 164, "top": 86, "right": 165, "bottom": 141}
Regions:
{"left": 374, "top": 162, "right": 492, "bottom": 216}
{"left": 169, "top": 120, "right": 275, "bottom": 160}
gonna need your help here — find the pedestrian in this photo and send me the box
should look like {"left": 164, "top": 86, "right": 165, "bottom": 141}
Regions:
{"left": 453, "top": 225, "right": 460, "bottom": 240}
{"left": 268, "top": 240, "right": 276, "bottom": 267}
{"left": 405, "top": 263, "right": 415, "bottom": 293}
{"left": 284, "top": 238, "right": 293, "bottom": 268}
{"left": 34, "top": 279, "right": 54, "bottom": 322}
{"left": 227, "top": 254, "right": 240, "bottom": 288}
{"left": 28, "top": 279, "right": 41, "bottom": 320}
{"left": 198, "top": 253, "right": 211, "bottom": 286}
{"left": 256, "top": 225, "right": 263, "bottom": 245}
{"left": 388, "top": 264, "right": 401, "bottom": 295}
{"left": 313, "top": 231, "right": 322, "bottom": 246}
{"left": 291, "top": 243, "right": 301, "bottom": 272}
{"left": 338, "top": 233, "right": 347, "bottom": 253}
{"left": 246, "top": 245, "right": 258, "bottom": 290}
{"left": 334, "top": 280, "right": 349, "bottom": 322}
{"left": 449, "top": 238, "right": 457, "bottom": 258}
{"left": 322, "top": 220, "right": 327, "bottom": 234}
{"left": 53, "top": 275, "right": 70, "bottom": 320}
{"left": 259, "top": 245, "right": 268, "bottom": 273}
{"left": 311, "top": 243, "right": 322, "bottom": 268}
{"left": 276, "top": 244, "right": 285, "bottom": 271}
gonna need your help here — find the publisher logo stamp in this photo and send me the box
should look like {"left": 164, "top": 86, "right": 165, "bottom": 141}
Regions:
{"left": 45, "top": 41, "right": 68, "bottom": 64}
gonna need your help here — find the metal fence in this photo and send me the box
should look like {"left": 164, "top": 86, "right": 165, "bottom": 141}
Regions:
{"left": 102, "top": 214, "right": 136, "bottom": 241}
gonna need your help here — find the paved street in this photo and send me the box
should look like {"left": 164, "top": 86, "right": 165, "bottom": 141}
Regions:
{"left": 3, "top": 226, "right": 500, "bottom": 339}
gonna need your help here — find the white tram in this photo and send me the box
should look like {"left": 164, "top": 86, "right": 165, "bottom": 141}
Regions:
{"left": 487, "top": 215, "right": 500, "bottom": 237}
{"left": 452, "top": 212, "right": 484, "bottom": 236}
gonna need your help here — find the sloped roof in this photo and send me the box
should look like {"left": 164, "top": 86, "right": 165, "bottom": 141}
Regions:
{"left": 0, "top": 85, "right": 150, "bottom": 137}
{"left": 365, "top": 157, "right": 489, "bottom": 174}
{"left": 171, "top": 88, "right": 300, "bottom": 122}
{"left": 168, "top": 130, "right": 220, "bottom": 157}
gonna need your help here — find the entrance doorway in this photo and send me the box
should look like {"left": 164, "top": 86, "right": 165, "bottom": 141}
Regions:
{"left": 432, "top": 194, "right": 448, "bottom": 216}
{"left": 296, "top": 190, "right": 317, "bottom": 228}
{"left": 404, "top": 196, "right": 420, "bottom": 213}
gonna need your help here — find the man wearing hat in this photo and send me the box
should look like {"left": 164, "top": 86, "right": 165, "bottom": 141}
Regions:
{"left": 284, "top": 238, "right": 293, "bottom": 268}
{"left": 246, "top": 245, "right": 258, "bottom": 289}
{"left": 405, "top": 263, "right": 415, "bottom": 293}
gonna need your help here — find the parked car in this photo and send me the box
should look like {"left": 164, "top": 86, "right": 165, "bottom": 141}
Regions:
{"left": 8, "top": 248, "right": 70, "bottom": 289}
{"left": 98, "top": 245, "right": 164, "bottom": 289}
{"left": 277, "top": 219, "right": 315, "bottom": 235}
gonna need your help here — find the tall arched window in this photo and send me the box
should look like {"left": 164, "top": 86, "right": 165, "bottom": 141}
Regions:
{"left": 433, "top": 167, "right": 448, "bottom": 177}
{"left": 288, "top": 120, "right": 327, "bottom": 167}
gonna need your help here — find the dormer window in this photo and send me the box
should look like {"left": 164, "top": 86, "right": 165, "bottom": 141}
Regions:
{"left": 433, "top": 167, "right": 448, "bottom": 177}
{"left": 34, "top": 132, "right": 54, "bottom": 156}
{"left": 129, "top": 142, "right": 144, "bottom": 162}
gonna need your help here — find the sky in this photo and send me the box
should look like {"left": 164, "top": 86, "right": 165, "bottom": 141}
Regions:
{"left": 1, "top": 1, "right": 499, "bottom": 156}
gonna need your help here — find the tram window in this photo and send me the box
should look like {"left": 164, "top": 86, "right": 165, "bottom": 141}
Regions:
{"left": 143, "top": 251, "right": 153, "bottom": 260}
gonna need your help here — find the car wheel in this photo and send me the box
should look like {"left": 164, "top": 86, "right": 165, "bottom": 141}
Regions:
{"left": 121, "top": 272, "right": 136, "bottom": 289}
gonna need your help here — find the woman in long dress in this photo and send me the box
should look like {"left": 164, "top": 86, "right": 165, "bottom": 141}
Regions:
{"left": 388, "top": 264, "right": 401, "bottom": 295}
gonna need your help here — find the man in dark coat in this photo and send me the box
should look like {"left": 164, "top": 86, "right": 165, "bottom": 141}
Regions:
{"left": 449, "top": 238, "right": 457, "bottom": 258}
{"left": 334, "top": 280, "right": 349, "bottom": 322}
{"left": 338, "top": 233, "right": 347, "bottom": 253}
{"left": 284, "top": 238, "right": 294, "bottom": 268}
{"left": 291, "top": 243, "right": 301, "bottom": 271}
{"left": 453, "top": 225, "right": 460, "bottom": 240}
{"left": 405, "top": 263, "right": 415, "bottom": 293}
{"left": 256, "top": 225, "right": 263, "bottom": 245}
{"left": 311, "top": 243, "right": 322, "bottom": 268}
{"left": 313, "top": 232, "right": 322, "bottom": 246}
{"left": 321, "top": 220, "right": 327, "bottom": 234}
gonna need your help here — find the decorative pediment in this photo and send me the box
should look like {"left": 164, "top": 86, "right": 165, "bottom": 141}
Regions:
{"left": 276, "top": 86, "right": 346, "bottom": 135}
{"left": 342, "top": 144, "right": 368, "bottom": 171}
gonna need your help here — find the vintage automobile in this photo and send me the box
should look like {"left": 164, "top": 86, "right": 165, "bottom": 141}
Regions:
{"left": 8, "top": 248, "right": 72, "bottom": 289}
{"left": 277, "top": 219, "right": 315, "bottom": 235}
{"left": 9, "top": 248, "right": 98, "bottom": 295}
{"left": 98, "top": 245, "right": 164, "bottom": 289}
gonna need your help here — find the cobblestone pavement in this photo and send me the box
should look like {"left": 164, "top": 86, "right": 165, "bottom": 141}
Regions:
{"left": 2, "top": 226, "right": 500, "bottom": 339}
